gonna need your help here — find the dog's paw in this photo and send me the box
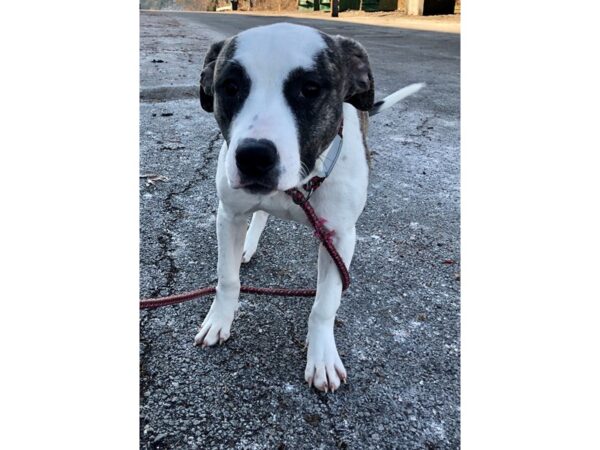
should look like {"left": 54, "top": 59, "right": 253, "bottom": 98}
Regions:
{"left": 241, "top": 246, "right": 256, "bottom": 264}
{"left": 194, "top": 305, "right": 236, "bottom": 348}
{"left": 305, "top": 329, "right": 347, "bottom": 393}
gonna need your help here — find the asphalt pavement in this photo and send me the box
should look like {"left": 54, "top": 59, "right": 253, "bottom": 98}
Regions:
{"left": 140, "top": 11, "right": 460, "bottom": 449}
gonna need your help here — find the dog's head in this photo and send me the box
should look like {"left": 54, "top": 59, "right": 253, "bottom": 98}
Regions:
{"left": 199, "top": 23, "right": 374, "bottom": 194}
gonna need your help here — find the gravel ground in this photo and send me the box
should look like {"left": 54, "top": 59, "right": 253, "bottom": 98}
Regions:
{"left": 140, "top": 11, "right": 460, "bottom": 449}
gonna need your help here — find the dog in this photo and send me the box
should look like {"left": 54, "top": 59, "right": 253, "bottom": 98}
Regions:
{"left": 195, "top": 22, "right": 423, "bottom": 392}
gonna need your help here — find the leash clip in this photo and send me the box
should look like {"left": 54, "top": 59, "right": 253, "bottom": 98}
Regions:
{"left": 303, "top": 186, "right": 316, "bottom": 203}
{"left": 286, "top": 187, "right": 308, "bottom": 206}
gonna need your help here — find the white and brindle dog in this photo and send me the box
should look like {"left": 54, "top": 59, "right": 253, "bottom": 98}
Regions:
{"left": 195, "top": 23, "right": 422, "bottom": 392}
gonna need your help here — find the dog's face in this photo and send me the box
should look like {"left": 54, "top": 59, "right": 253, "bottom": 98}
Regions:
{"left": 199, "top": 23, "right": 374, "bottom": 194}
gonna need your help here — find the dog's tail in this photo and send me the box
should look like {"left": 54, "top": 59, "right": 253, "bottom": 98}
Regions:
{"left": 369, "top": 83, "right": 425, "bottom": 117}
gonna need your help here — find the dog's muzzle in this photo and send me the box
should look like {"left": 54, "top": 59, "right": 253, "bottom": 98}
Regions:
{"left": 235, "top": 138, "right": 279, "bottom": 194}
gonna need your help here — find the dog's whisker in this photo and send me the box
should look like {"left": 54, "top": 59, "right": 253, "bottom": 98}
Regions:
{"left": 300, "top": 161, "right": 311, "bottom": 179}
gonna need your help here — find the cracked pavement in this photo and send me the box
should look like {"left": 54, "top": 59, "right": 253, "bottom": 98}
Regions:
{"left": 140, "top": 11, "right": 460, "bottom": 449}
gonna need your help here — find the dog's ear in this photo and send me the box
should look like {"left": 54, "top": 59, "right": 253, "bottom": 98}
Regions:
{"left": 336, "top": 37, "right": 374, "bottom": 111}
{"left": 200, "top": 40, "right": 226, "bottom": 113}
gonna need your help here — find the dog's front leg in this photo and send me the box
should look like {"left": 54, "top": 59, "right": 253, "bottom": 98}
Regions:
{"left": 305, "top": 226, "right": 356, "bottom": 392}
{"left": 195, "top": 203, "right": 248, "bottom": 347}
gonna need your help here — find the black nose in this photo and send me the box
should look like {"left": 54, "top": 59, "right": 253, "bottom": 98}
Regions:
{"left": 235, "top": 139, "right": 278, "bottom": 178}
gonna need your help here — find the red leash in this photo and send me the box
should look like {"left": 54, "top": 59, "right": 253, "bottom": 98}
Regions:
{"left": 140, "top": 178, "right": 351, "bottom": 310}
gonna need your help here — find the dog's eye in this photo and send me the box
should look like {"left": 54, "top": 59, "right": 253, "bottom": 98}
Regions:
{"left": 301, "top": 81, "right": 321, "bottom": 99}
{"left": 222, "top": 80, "right": 239, "bottom": 97}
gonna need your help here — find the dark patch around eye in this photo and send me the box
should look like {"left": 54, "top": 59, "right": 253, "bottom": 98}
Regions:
{"left": 213, "top": 56, "right": 251, "bottom": 143}
{"left": 283, "top": 41, "right": 345, "bottom": 176}
{"left": 301, "top": 81, "right": 321, "bottom": 99}
{"left": 222, "top": 79, "right": 239, "bottom": 97}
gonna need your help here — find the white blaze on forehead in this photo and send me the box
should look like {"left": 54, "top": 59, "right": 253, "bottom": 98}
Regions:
{"left": 234, "top": 23, "right": 327, "bottom": 76}
{"left": 226, "top": 23, "right": 327, "bottom": 191}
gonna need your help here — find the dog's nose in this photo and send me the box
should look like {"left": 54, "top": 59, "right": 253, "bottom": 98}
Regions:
{"left": 235, "top": 139, "right": 278, "bottom": 178}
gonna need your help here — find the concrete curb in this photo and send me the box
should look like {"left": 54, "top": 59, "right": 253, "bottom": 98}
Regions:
{"left": 140, "top": 85, "right": 198, "bottom": 103}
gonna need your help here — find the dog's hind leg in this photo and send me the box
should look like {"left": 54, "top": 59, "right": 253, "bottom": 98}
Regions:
{"left": 242, "top": 211, "right": 269, "bottom": 263}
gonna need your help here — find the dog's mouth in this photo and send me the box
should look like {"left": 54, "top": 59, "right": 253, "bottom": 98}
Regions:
{"left": 234, "top": 179, "right": 276, "bottom": 195}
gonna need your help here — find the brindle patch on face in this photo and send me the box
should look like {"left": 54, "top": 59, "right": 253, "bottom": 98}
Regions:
{"left": 282, "top": 33, "right": 346, "bottom": 177}
{"left": 211, "top": 38, "right": 252, "bottom": 144}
